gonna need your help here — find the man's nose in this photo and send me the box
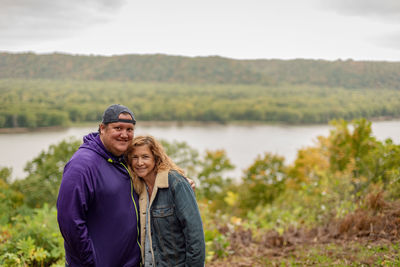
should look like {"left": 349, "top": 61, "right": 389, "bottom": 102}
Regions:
{"left": 120, "top": 129, "right": 128, "bottom": 137}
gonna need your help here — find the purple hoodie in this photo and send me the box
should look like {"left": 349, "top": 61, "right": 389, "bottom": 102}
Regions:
{"left": 57, "top": 133, "right": 141, "bottom": 267}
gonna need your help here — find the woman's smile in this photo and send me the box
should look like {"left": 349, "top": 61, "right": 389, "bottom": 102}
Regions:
{"left": 131, "top": 145, "right": 156, "bottom": 181}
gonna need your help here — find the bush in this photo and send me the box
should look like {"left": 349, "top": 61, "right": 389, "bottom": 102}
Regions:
{"left": 0, "top": 205, "right": 64, "bottom": 266}
{"left": 238, "top": 153, "right": 287, "bottom": 214}
{"left": 0, "top": 167, "right": 24, "bottom": 224}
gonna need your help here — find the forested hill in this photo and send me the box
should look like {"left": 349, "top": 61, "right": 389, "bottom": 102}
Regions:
{"left": 1, "top": 52, "right": 400, "bottom": 89}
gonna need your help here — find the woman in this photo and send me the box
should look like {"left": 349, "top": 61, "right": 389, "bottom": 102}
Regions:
{"left": 126, "top": 135, "right": 205, "bottom": 267}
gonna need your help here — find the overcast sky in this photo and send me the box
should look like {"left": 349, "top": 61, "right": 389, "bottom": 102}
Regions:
{"left": 1, "top": 0, "right": 400, "bottom": 61}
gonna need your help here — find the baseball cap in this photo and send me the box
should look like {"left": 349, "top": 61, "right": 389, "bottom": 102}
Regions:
{"left": 102, "top": 104, "right": 136, "bottom": 125}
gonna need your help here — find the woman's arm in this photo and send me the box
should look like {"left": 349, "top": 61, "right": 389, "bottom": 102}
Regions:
{"left": 171, "top": 173, "right": 205, "bottom": 266}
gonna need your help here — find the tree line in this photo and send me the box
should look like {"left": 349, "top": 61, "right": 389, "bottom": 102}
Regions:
{"left": 2, "top": 52, "right": 400, "bottom": 88}
{"left": 1, "top": 79, "right": 400, "bottom": 128}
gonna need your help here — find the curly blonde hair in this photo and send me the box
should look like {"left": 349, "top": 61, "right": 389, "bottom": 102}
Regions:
{"left": 125, "top": 135, "right": 184, "bottom": 194}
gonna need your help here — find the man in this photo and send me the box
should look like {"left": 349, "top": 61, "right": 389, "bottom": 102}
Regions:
{"left": 57, "top": 104, "right": 141, "bottom": 266}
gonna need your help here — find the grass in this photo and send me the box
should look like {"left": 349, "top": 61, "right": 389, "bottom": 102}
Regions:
{"left": 208, "top": 241, "right": 400, "bottom": 266}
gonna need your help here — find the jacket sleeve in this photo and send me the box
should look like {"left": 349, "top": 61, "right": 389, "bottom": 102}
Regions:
{"left": 57, "top": 160, "right": 96, "bottom": 266}
{"left": 171, "top": 174, "right": 206, "bottom": 267}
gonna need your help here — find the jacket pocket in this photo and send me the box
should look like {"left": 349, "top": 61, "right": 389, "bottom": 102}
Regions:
{"left": 151, "top": 206, "right": 174, "bottom": 218}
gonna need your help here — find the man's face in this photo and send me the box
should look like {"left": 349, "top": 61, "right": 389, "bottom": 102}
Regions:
{"left": 100, "top": 113, "right": 135, "bottom": 156}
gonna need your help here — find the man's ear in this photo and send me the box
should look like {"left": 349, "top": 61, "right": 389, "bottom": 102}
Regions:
{"left": 99, "top": 123, "right": 106, "bottom": 135}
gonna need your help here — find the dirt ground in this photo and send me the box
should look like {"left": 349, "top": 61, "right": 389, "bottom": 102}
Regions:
{"left": 208, "top": 192, "right": 400, "bottom": 266}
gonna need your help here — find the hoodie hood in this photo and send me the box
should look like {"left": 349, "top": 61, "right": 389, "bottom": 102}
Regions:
{"left": 81, "top": 132, "right": 124, "bottom": 163}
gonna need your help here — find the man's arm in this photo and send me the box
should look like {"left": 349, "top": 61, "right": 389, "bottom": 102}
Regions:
{"left": 57, "top": 163, "right": 96, "bottom": 266}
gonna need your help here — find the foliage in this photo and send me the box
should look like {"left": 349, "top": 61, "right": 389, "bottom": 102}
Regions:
{"left": 1, "top": 118, "right": 400, "bottom": 265}
{"left": 196, "top": 150, "right": 235, "bottom": 199}
{"left": 247, "top": 171, "right": 357, "bottom": 230}
{"left": 238, "top": 153, "right": 287, "bottom": 214}
{"left": 0, "top": 166, "right": 12, "bottom": 184}
{"left": 2, "top": 53, "right": 400, "bottom": 89}
{"left": 160, "top": 140, "right": 235, "bottom": 203}
{"left": 1, "top": 79, "right": 400, "bottom": 128}
{"left": 0, "top": 167, "right": 24, "bottom": 224}
{"left": 200, "top": 203, "right": 232, "bottom": 261}
{"left": 327, "top": 119, "right": 400, "bottom": 195}
{"left": 12, "top": 138, "right": 81, "bottom": 208}
{"left": 0, "top": 204, "right": 64, "bottom": 267}
{"left": 242, "top": 119, "right": 400, "bottom": 231}
{"left": 160, "top": 139, "right": 199, "bottom": 178}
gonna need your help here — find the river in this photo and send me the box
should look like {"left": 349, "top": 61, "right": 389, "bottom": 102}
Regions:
{"left": 1, "top": 120, "right": 399, "bottom": 180}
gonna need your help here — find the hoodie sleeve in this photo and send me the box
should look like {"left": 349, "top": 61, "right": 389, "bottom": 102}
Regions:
{"left": 57, "top": 160, "right": 96, "bottom": 266}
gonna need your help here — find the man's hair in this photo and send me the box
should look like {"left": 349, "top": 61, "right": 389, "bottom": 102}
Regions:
{"left": 102, "top": 104, "right": 136, "bottom": 125}
{"left": 98, "top": 111, "right": 134, "bottom": 133}
{"left": 98, "top": 104, "right": 136, "bottom": 133}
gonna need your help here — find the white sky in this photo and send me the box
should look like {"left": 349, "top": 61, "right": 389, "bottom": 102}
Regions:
{"left": 1, "top": 0, "right": 400, "bottom": 61}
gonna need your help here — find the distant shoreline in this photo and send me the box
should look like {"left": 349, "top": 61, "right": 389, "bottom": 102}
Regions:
{"left": 0, "top": 126, "right": 67, "bottom": 134}
{"left": 0, "top": 117, "right": 399, "bottom": 134}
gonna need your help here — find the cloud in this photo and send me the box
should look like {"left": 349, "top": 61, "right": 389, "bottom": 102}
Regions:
{"left": 321, "top": 0, "right": 400, "bottom": 21}
{"left": 373, "top": 31, "right": 400, "bottom": 52}
{"left": 320, "top": 0, "right": 400, "bottom": 55}
{"left": 0, "top": 0, "right": 126, "bottom": 46}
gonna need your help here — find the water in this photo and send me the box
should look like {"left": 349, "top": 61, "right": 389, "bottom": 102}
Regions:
{"left": 1, "top": 121, "right": 399, "bottom": 180}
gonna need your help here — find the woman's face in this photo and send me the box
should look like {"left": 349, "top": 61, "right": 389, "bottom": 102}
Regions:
{"left": 131, "top": 144, "right": 156, "bottom": 181}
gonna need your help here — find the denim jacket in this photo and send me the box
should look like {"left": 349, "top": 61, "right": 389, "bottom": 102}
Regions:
{"left": 138, "top": 169, "right": 205, "bottom": 267}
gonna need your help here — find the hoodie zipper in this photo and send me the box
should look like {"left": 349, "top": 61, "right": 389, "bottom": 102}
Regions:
{"left": 108, "top": 158, "right": 142, "bottom": 251}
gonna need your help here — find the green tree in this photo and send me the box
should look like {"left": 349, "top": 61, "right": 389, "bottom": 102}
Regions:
{"left": 197, "top": 150, "right": 235, "bottom": 200}
{"left": 0, "top": 167, "right": 24, "bottom": 224}
{"left": 12, "top": 138, "right": 81, "bottom": 208}
{"left": 160, "top": 139, "right": 199, "bottom": 178}
{"left": 239, "top": 153, "right": 287, "bottom": 212}
{"left": 327, "top": 119, "right": 400, "bottom": 194}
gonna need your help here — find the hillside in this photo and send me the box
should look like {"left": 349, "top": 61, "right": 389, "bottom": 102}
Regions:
{"left": 1, "top": 52, "right": 400, "bottom": 88}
